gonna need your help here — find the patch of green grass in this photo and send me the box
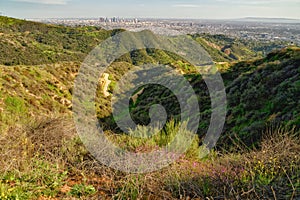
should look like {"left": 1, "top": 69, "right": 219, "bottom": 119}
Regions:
{"left": 0, "top": 159, "right": 68, "bottom": 199}
{"left": 4, "top": 96, "right": 27, "bottom": 114}
{"left": 68, "top": 184, "right": 96, "bottom": 198}
{"left": 108, "top": 120, "right": 202, "bottom": 160}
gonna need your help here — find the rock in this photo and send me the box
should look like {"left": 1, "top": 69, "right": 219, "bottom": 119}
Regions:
{"left": 223, "top": 48, "right": 231, "bottom": 55}
{"left": 99, "top": 73, "right": 111, "bottom": 97}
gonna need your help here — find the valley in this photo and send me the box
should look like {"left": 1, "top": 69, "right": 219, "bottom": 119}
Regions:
{"left": 0, "top": 16, "right": 299, "bottom": 199}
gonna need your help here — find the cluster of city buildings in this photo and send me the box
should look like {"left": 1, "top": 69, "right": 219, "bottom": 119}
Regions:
{"left": 33, "top": 17, "right": 300, "bottom": 45}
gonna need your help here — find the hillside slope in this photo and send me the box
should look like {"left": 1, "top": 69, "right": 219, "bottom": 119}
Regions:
{"left": 0, "top": 16, "right": 120, "bottom": 65}
{"left": 1, "top": 16, "right": 283, "bottom": 66}
{"left": 1, "top": 16, "right": 299, "bottom": 144}
{"left": 1, "top": 47, "right": 299, "bottom": 147}
{"left": 0, "top": 17, "right": 299, "bottom": 200}
{"left": 123, "top": 47, "right": 300, "bottom": 146}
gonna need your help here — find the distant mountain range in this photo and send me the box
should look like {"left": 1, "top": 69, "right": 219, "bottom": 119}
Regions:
{"left": 233, "top": 17, "right": 300, "bottom": 23}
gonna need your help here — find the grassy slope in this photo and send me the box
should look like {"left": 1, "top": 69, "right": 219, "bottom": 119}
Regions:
{"left": 0, "top": 16, "right": 299, "bottom": 199}
{"left": 0, "top": 16, "right": 121, "bottom": 65}
{"left": 123, "top": 47, "right": 300, "bottom": 148}
{"left": 1, "top": 17, "right": 299, "bottom": 149}
{"left": 224, "top": 47, "right": 300, "bottom": 145}
{"left": 191, "top": 33, "right": 289, "bottom": 63}
{"left": 1, "top": 16, "right": 280, "bottom": 67}
{"left": 0, "top": 62, "right": 78, "bottom": 130}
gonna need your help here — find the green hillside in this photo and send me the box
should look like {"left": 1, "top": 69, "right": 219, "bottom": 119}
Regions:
{"left": 192, "top": 33, "right": 288, "bottom": 63}
{"left": 1, "top": 16, "right": 286, "bottom": 67}
{"left": 0, "top": 16, "right": 121, "bottom": 65}
{"left": 0, "top": 16, "right": 299, "bottom": 199}
{"left": 109, "top": 47, "right": 300, "bottom": 147}
{"left": 0, "top": 16, "right": 299, "bottom": 149}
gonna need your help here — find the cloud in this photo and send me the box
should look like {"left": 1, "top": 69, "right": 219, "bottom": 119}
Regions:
{"left": 12, "top": 0, "right": 68, "bottom": 5}
{"left": 172, "top": 4, "right": 201, "bottom": 8}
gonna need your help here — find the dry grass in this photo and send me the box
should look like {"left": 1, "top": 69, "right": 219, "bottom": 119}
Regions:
{"left": 0, "top": 118, "right": 299, "bottom": 199}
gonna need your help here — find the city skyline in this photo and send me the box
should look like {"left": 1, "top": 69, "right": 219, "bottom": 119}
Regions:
{"left": 1, "top": 0, "right": 300, "bottom": 20}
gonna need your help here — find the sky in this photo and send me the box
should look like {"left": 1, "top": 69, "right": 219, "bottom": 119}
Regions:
{"left": 1, "top": 0, "right": 300, "bottom": 19}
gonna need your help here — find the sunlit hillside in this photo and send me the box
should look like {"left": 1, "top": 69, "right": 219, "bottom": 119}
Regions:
{"left": 0, "top": 16, "right": 299, "bottom": 199}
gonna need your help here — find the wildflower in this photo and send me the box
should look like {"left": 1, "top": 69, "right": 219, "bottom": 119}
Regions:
{"left": 193, "top": 162, "right": 197, "bottom": 167}
{"left": 221, "top": 168, "right": 226, "bottom": 173}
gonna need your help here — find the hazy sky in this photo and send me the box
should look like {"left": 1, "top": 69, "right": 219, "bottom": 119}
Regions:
{"left": 1, "top": 0, "right": 300, "bottom": 19}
